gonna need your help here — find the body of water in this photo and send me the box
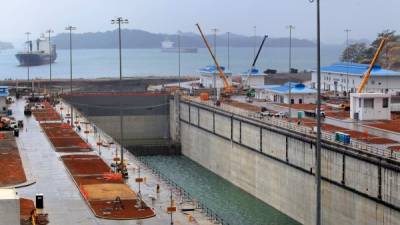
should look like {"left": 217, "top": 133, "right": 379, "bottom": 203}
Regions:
{"left": 0, "top": 46, "right": 342, "bottom": 80}
{"left": 141, "top": 155, "right": 301, "bottom": 225}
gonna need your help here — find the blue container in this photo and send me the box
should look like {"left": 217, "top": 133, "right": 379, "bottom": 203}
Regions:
{"left": 343, "top": 134, "right": 351, "bottom": 145}
{"left": 6, "top": 109, "right": 12, "bottom": 116}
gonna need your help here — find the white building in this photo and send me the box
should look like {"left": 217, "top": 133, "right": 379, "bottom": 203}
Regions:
{"left": 350, "top": 93, "right": 391, "bottom": 120}
{"left": 199, "top": 65, "right": 232, "bottom": 89}
{"left": 0, "top": 86, "right": 9, "bottom": 113}
{"left": 241, "top": 68, "right": 265, "bottom": 87}
{"left": 311, "top": 63, "right": 400, "bottom": 95}
{"left": 254, "top": 83, "right": 317, "bottom": 104}
{"left": 0, "top": 188, "right": 20, "bottom": 225}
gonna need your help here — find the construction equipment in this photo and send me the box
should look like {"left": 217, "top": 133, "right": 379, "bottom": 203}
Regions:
{"left": 246, "top": 88, "right": 256, "bottom": 103}
{"left": 195, "top": 23, "right": 234, "bottom": 98}
{"left": 357, "top": 38, "right": 387, "bottom": 93}
{"left": 243, "top": 35, "right": 268, "bottom": 89}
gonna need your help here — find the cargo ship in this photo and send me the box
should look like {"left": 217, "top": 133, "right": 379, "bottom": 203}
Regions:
{"left": 15, "top": 36, "right": 57, "bottom": 66}
{"left": 161, "top": 40, "right": 197, "bottom": 53}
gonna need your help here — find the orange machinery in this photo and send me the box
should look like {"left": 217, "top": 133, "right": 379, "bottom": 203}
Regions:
{"left": 357, "top": 38, "right": 387, "bottom": 93}
{"left": 195, "top": 23, "right": 234, "bottom": 97}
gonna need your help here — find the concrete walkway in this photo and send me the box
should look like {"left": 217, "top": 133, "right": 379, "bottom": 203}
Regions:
{"left": 10, "top": 98, "right": 215, "bottom": 225}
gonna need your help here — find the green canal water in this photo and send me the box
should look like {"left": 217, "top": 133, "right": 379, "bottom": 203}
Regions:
{"left": 140, "top": 155, "right": 300, "bottom": 225}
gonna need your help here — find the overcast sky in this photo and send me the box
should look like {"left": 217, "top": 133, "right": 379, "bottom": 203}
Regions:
{"left": 1, "top": 0, "right": 399, "bottom": 45}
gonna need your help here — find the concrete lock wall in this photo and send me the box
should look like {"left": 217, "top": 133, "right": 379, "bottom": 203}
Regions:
{"left": 174, "top": 99, "right": 400, "bottom": 225}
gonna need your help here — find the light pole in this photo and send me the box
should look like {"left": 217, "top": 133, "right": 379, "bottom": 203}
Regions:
{"left": 111, "top": 17, "right": 129, "bottom": 171}
{"left": 46, "top": 29, "right": 54, "bottom": 94}
{"left": 345, "top": 29, "right": 351, "bottom": 94}
{"left": 227, "top": 32, "right": 230, "bottom": 70}
{"left": 65, "top": 25, "right": 76, "bottom": 127}
{"left": 177, "top": 31, "right": 181, "bottom": 89}
{"left": 287, "top": 25, "right": 295, "bottom": 123}
{"left": 253, "top": 26, "right": 257, "bottom": 58}
{"left": 211, "top": 28, "right": 219, "bottom": 101}
{"left": 25, "top": 32, "right": 31, "bottom": 82}
{"left": 309, "top": 0, "right": 322, "bottom": 225}
{"left": 287, "top": 25, "right": 295, "bottom": 72}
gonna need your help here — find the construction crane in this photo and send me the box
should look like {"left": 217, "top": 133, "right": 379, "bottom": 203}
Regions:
{"left": 243, "top": 34, "right": 268, "bottom": 89}
{"left": 195, "top": 23, "right": 234, "bottom": 97}
{"left": 357, "top": 38, "right": 387, "bottom": 93}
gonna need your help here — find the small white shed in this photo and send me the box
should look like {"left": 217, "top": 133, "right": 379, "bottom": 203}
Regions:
{"left": 0, "top": 188, "right": 20, "bottom": 225}
{"left": 350, "top": 93, "right": 391, "bottom": 120}
{"left": 199, "top": 65, "right": 232, "bottom": 89}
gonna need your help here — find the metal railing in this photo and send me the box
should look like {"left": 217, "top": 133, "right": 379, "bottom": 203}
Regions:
{"left": 182, "top": 96, "right": 399, "bottom": 161}
{"left": 138, "top": 158, "right": 230, "bottom": 225}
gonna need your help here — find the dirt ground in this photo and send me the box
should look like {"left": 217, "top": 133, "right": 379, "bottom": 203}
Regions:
{"left": 40, "top": 123, "right": 92, "bottom": 152}
{"left": 224, "top": 100, "right": 261, "bottom": 112}
{"left": 61, "top": 154, "right": 155, "bottom": 220}
{"left": 20, "top": 198, "right": 35, "bottom": 225}
{"left": 0, "top": 132, "right": 27, "bottom": 187}
{"left": 61, "top": 155, "right": 112, "bottom": 175}
{"left": 89, "top": 199, "right": 156, "bottom": 220}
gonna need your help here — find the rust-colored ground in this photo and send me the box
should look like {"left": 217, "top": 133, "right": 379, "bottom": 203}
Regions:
{"left": 324, "top": 110, "right": 350, "bottom": 120}
{"left": 367, "top": 120, "right": 400, "bottom": 133}
{"left": 89, "top": 199, "right": 155, "bottom": 220}
{"left": 20, "top": 198, "right": 35, "bottom": 222}
{"left": 388, "top": 146, "right": 400, "bottom": 152}
{"left": 61, "top": 156, "right": 111, "bottom": 175}
{"left": 61, "top": 154, "right": 155, "bottom": 219}
{"left": 40, "top": 123, "right": 92, "bottom": 152}
{"left": 299, "top": 118, "right": 397, "bottom": 144}
{"left": 32, "top": 101, "right": 62, "bottom": 121}
{"left": 73, "top": 175, "right": 123, "bottom": 186}
{"left": 0, "top": 132, "right": 27, "bottom": 187}
{"left": 224, "top": 100, "right": 261, "bottom": 112}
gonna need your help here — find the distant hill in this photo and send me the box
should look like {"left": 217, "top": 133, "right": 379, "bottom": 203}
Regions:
{"left": 53, "top": 29, "right": 315, "bottom": 49}
{"left": 0, "top": 41, "right": 13, "bottom": 50}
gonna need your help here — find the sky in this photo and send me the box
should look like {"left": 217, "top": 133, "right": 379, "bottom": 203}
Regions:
{"left": 1, "top": 0, "right": 399, "bottom": 46}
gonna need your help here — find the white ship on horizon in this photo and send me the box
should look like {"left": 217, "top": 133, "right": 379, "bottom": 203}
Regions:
{"left": 161, "top": 40, "right": 198, "bottom": 53}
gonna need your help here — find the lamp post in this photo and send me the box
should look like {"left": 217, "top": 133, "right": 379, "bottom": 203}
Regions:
{"left": 111, "top": 17, "right": 129, "bottom": 171}
{"left": 65, "top": 25, "right": 76, "bottom": 127}
{"left": 309, "top": 0, "right": 322, "bottom": 224}
{"left": 253, "top": 25, "right": 257, "bottom": 58}
{"left": 227, "top": 32, "right": 230, "bottom": 70}
{"left": 211, "top": 28, "right": 219, "bottom": 101}
{"left": 25, "top": 32, "right": 31, "bottom": 82}
{"left": 177, "top": 31, "right": 181, "bottom": 89}
{"left": 287, "top": 25, "right": 295, "bottom": 122}
{"left": 345, "top": 29, "right": 351, "bottom": 94}
{"left": 46, "top": 29, "right": 54, "bottom": 94}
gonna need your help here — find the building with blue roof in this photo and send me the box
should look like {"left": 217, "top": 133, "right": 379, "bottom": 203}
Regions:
{"left": 311, "top": 62, "right": 400, "bottom": 94}
{"left": 198, "top": 65, "right": 232, "bottom": 89}
{"left": 241, "top": 68, "right": 266, "bottom": 87}
{"left": 254, "top": 82, "right": 317, "bottom": 104}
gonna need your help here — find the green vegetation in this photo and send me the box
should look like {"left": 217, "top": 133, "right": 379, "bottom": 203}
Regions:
{"left": 341, "top": 30, "right": 400, "bottom": 69}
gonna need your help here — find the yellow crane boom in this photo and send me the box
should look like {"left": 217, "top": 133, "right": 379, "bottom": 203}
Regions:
{"left": 357, "top": 38, "right": 387, "bottom": 93}
{"left": 195, "top": 23, "right": 233, "bottom": 93}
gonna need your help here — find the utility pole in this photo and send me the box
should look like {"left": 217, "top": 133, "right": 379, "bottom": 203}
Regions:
{"left": 309, "top": 0, "right": 322, "bottom": 224}
{"left": 111, "top": 17, "right": 129, "bottom": 172}
{"left": 25, "top": 32, "right": 31, "bottom": 82}
{"left": 65, "top": 25, "right": 76, "bottom": 127}
{"left": 46, "top": 29, "right": 54, "bottom": 94}
{"left": 253, "top": 26, "right": 257, "bottom": 58}
{"left": 287, "top": 25, "right": 295, "bottom": 72}
{"left": 345, "top": 29, "right": 351, "bottom": 94}
{"left": 227, "top": 32, "right": 231, "bottom": 70}
{"left": 211, "top": 28, "right": 219, "bottom": 101}
{"left": 287, "top": 25, "right": 295, "bottom": 123}
{"left": 177, "top": 31, "right": 181, "bottom": 90}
